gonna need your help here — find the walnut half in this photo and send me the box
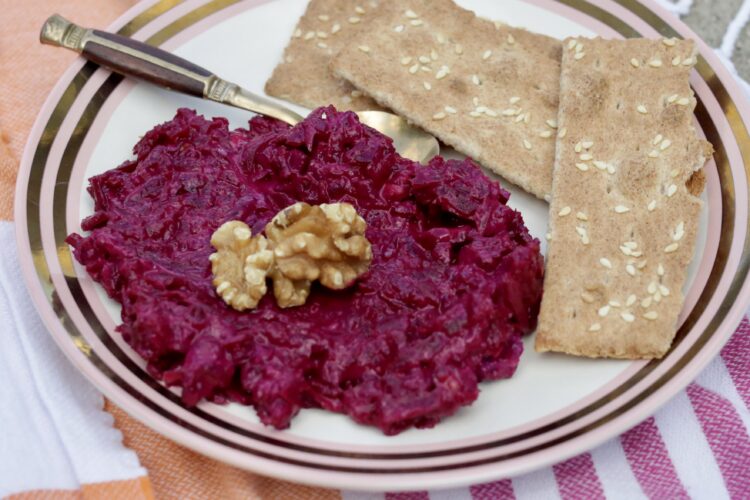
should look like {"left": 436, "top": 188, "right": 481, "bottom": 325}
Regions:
{"left": 209, "top": 221, "right": 273, "bottom": 311}
{"left": 210, "top": 203, "right": 372, "bottom": 310}
{"left": 266, "top": 202, "right": 373, "bottom": 308}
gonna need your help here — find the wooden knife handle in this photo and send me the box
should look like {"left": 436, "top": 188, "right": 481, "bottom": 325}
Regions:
{"left": 40, "top": 14, "right": 213, "bottom": 97}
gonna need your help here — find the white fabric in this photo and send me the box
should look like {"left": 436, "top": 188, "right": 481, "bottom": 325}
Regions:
{"left": 0, "top": 221, "right": 145, "bottom": 496}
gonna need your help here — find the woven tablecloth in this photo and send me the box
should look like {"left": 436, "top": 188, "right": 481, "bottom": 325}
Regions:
{"left": 1, "top": 0, "right": 749, "bottom": 498}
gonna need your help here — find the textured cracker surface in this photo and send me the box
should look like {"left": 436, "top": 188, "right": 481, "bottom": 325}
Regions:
{"left": 535, "top": 38, "right": 713, "bottom": 359}
{"left": 265, "top": 0, "right": 381, "bottom": 111}
{"left": 330, "top": 0, "right": 561, "bottom": 199}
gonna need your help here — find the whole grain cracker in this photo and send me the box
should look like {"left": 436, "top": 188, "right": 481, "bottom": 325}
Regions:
{"left": 535, "top": 37, "right": 713, "bottom": 359}
{"left": 265, "top": 0, "right": 381, "bottom": 111}
{"left": 330, "top": 0, "right": 561, "bottom": 199}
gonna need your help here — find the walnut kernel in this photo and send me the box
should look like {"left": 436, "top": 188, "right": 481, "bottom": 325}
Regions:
{"left": 265, "top": 202, "right": 372, "bottom": 307}
{"left": 209, "top": 221, "right": 273, "bottom": 311}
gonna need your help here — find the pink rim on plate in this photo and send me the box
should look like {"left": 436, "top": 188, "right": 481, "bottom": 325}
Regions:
{"left": 14, "top": 0, "right": 750, "bottom": 490}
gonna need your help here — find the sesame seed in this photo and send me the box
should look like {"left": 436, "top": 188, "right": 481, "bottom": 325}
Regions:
{"left": 637, "top": 105, "right": 648, "bottom": 114}
{"left": 469, "top": 111, "right": 481, "bottom": 117}
{"left": 304, "top": 31, "right": 315, "bottom": 40}
{"left": 524, "top": 113, "right": 530, "bottom": 123}
{"left": 558, "top": 127, "right": 568, "bottom": 138}
{"left": 624, "top": 241, "right": 638, "bottom": 249}
{"left": 540, "top": 130, "right": 553, "bottom": 138}
{"left": 657, "top": 263, "right": 665, "bottom": 276}
{"left": 523, "top": 139, "right": 532, "bottom": 150}
{"left": 318, "top": 14, "right": 330, "bottom": 21}
{"left": 621, "top": 311, "right": 636, "bottom": 322}
{"left": 358, "top": 45, "right": 370, "bottom": 53}
{"left": 405, "top": 9, "right": 418, "bottom": 18}
{"left": 576, "top": 163, "right": 589, "bottom": 171}
{"left": 432, "top": 111, "right": 446, "bottom": 120}
{"left": 659, "top": 284, "right": 670, "bottom": 296}
{"left": 436, "top": 34, "right": 446, "bottom": 44}
{"left": 485, "top": 109, "right": 498, "bottom": 117}
{"left": 649, "top": 59, "right": 663, "bottom": 67}
{"left": 582, "top": 140, "right": 594, "bottom": 149}
{"left": 626, "top": 264, "right": 636, "bottom": 276}
{"left": 410, "top": 19, "right": 424, "bottom": 26}
{"left": 637, "top": 259, "right": 647, "bottom": 269}
{"left": 674, "top": 221, "right": 685, "bottom": 240}
{"left": 589, "top": 323, "right": 602, "bottom": 332}
{"left": 355, "top": 5, "right": 365, "bottom": 14}
{"left": 630, "top": 58, "right": 640, "bottom": 67}
{"left": 545, "top": 232, "right": 552, "bottom": 241}
{"left": 421, "top": 65, "right": 431, "bottom": 72}
{"left": 648, "top": 281, "right": 658, "bottom": 294}
{"left": 502, "top": 108, "right": 517, "bottom": 116}
{"left": 401, "top": 56, "right": 412, "bottom": 65}
{"left": 670, "top": 168, "right": 680, "bottom": 178}
{"left": 682, "top": 57, "right": 695, "bottom": 66}
{"left": 455, "top": 44, "right": 463, "bottom": 55}
{"left": 666, "top": 184, "right": 677, "bottom": 197}
{"left": 677, "top": 97, "right": 690, "bottom": 106}
{"left": 598, "top": 305, "right": 611, "bottom": 317}
{"left": 575, "top": 142, "right": 583, "bottom": 153}
{"left": 408, "top": 63, "right": 419, "bottom": 74}
{"left": 574, "top": 52, "right": 585, "bottom": 60}
{"left": 654, "top": 293, "right": 662, "bottom": 303}
{"left": 644, "top": 311, "right": 658, "bottom": 320}
{"left": 626, "top": 294, "right": 637, "bottom": 306}
{"left": 507, "top": 33, "right": 515, "bottom": 44}
{"left": 581, "top": 291, "right": 595, "bottom": 303}
{"left": 593, "top": 160, "right": 608, "bottom": 170}
{"left": 423, "top": 81, "right": 432, "bottom": 90}
{"left": 567, "top": 39, "right": 577, "bottom": 49}
{"left": 668, "top": 94, "right": 679, "bottom": 103}
{"left": 482, "top": 49, "right": 492, "bottom": 60}
{"left": 418, "top": 55, "right": 430, "bottom": 63}
{"left": 664, "top": 242, "right": 679, "bottom": 253}
{"left": 582, "top": 234, "right": 590, "bottom": 245}
{"left": 558, "top": 206, "right": 572, "bottom": 216}
{"left": 351, "top": 90, "right": 362, "bottom": 97}
{"left": 575, "top": 43, "right": 584, "bottom": 53}
{"left": 620, "top": 245, "right": 632, "bottom": 256}
{"left": 510, "top": 96, "right": 522, "bottom": 104}
{"left": 317, "top": 42, "right": 328, "bottom": 49}
{"left": 660, "top": 139, "right": 672, "bottom": 150}
{"left": 445, "top": 105, "right": 457, "bottom": 114}
{"left": 653, "top": 134, "right": 663, "bottom": 145}
{"left": 648, "top": 150, "right": 660, "bottom": 158}
{"left": 609, "top": 300, "right": 622, "bottom": 307}
{"left": 672, "top": 56, "right": 681, "bottom": 66}
{"left": 576, "top": 211, "right": 588, "bottom": 220}
{"left": 575, "top": 226, "right": 587, "bottom": 238}
{"left": 663, "top": 37, "right": 676, "bottom": 46}
{"left": 331, "top": 23, "right": 341, "bottom": 34}
{"left": 600, "top": 257, "right": 613, "bottom": 269}
{"left": 546, "top": 119, "right": 558, "bottom": 128}
{"left": 430, "top": 50, "right": 439, "bottom": 60}
{"left": 293, "top": 28, "right": 302, "bottom": 38}
{"left": 614, "top": 205, "right": 630, "bottom": 213}
{"left": 471, "top": 74, "right": 480, "bottom": 85}
{"left": 348, "top": 16, "right": 361, "bottom": 23}
{"left": 580, "top": 153, "right": 593, "bottom": 161}
{"left": 648, "top": 200, "right": 657, "bottom": 211}
{"left": 641, "top": 297, "right": 653, "bottom": 308}
{"left": 435, "top": 66, "right": 449, "bottom": 79}
{"left": 393, "top": 24, "right": 405, "bottom": 32}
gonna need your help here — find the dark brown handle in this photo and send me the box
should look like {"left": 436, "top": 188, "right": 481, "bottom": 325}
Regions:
{"left": 40, "top": 14, "right": 213, "bottom": 97}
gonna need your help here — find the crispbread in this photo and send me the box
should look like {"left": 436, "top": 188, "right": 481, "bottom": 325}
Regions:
{"left": 265, "top": 0, "right": 380, "bottom": 111}
{"left": 535, "top": 38, "right": 713, "bottom": 359}
{"left": 330, "top": 0, "right": 561, "bottom": 199}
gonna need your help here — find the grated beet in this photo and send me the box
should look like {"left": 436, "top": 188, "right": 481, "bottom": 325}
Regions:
{"left": 67, "top": 107, "right": 544, "bottom": 435}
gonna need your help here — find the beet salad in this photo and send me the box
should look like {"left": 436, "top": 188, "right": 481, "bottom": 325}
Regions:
{"left": 67, "top": 107, "right": 544, "bottom": 435}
